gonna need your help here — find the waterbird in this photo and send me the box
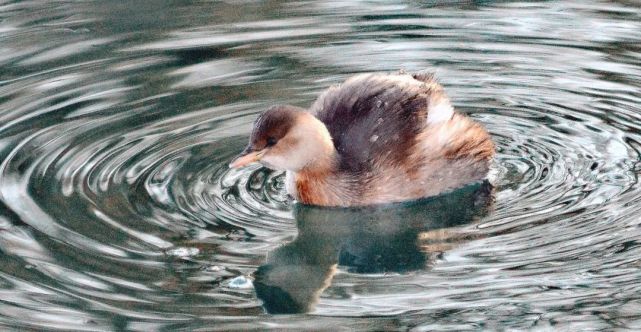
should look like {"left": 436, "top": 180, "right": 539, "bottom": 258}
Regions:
{"left": 230, "top": 71, "right": 494, "bottom": 207}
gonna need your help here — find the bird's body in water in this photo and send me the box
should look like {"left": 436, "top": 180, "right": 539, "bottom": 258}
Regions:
{"left": 230, "top": 71, "right": 494, "bottom": 207}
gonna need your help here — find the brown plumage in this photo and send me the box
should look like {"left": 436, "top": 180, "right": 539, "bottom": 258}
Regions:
{"left": 230, "top": 71, "right": 495, "bottom": 207}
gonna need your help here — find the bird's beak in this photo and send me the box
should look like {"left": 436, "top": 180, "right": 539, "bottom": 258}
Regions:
{"left": 229, "top": 149, "right": 265, "bottom": 168}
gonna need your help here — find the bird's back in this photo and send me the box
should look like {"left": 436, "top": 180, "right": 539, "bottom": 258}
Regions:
{"left": 309, "top": 72, "right": 451, "bottom": 174}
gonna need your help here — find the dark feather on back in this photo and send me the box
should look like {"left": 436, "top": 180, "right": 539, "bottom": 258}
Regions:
{"left": 309, "top": 74, "right": 433, "bottom": 173}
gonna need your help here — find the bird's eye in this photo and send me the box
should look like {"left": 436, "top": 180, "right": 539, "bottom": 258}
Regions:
{"left": 266, "top": 137, "right": 277, "bottom": 147}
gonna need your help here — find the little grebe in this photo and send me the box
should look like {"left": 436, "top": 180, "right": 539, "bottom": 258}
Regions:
{"left": 230, "top": 71, "right": 494, "bottom": 207}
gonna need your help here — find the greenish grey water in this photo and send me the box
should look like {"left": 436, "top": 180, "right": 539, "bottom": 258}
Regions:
{"left": 1, "top": 1, "right": 641, "bottom": 331}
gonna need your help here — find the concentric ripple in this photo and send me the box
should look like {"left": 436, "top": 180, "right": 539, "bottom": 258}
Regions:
{"left": 1, "top": 1, "right": 641, "bottom": 331}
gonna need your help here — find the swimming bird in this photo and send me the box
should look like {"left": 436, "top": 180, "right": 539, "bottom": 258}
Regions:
{"left": 230, "top": 71, "right": 494, "bottom": 207}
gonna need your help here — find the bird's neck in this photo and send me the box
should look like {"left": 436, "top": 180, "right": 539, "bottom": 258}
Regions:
{"left": 288, "top": 114, "right": 346, "bottom": 206}
{"left": 296, "top": 114, "right": 338, "bottom": 175}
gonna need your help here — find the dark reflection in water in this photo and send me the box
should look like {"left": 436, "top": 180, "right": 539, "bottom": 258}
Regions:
{"left": 255, "top": 183, "right": 493, "bottom": 314}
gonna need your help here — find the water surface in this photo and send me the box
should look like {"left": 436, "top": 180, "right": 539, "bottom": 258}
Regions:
{"left": 1, "top": 1, "right": 641, "bottom": 331}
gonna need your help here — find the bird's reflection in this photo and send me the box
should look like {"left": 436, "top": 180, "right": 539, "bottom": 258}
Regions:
{"left": 254, "top": 181, "right": 494, "bottom": 314}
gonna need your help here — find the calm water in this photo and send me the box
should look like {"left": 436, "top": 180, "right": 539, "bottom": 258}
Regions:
{"left": 1, "top": 1, "right": 641, "bottom": 331}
